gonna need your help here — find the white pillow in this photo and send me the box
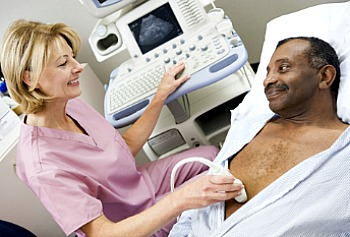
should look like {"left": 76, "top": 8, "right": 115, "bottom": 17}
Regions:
{"left": 233, "top": 2, "right": 350, "bottom": 123}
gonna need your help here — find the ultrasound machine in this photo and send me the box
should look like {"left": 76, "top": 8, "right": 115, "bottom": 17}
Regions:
{"left": 80, "top": 0, "right": 254, "bottom": 159}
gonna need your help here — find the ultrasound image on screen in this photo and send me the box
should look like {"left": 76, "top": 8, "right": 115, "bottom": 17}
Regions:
{"left": 128, "top": 3, "right": 183, "bottom": 54}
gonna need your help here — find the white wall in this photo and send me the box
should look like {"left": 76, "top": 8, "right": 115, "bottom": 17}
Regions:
{"left": 214, "top": 0, "right": 349, "bottom": 65}
{"left": 1, "top": 0, "right": 348, "bottom": 86}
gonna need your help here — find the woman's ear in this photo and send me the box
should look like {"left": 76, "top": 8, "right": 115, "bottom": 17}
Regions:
{"left": 319, "top": 65, "right": 336, "bottom": 90}
{"left": 22, "top": 70, "right": 34, "bottom": 87}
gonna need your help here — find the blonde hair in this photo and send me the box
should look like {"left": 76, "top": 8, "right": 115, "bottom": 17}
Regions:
{"left": 0, "top": 19, "right": 81, "bottom": 114}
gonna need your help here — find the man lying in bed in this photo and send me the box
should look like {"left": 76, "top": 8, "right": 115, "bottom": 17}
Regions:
{"left": 169, "top": 36, "right": 350, "bottom": 237}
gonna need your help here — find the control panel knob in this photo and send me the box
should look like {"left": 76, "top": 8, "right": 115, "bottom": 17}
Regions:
{"left": 96, "top": 24, "right": 108, "bottom": 37}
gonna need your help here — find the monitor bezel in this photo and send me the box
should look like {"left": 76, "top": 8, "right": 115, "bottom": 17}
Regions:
{"left": 80, "top": 0, "right": 141, "bottom": 18}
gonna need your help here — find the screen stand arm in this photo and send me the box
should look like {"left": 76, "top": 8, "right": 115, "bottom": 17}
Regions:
{"left": 166, "top": 98, "right": 189, "bottom": 124}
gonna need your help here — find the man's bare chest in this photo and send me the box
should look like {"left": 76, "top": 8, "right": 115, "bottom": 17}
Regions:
{"left": 230, "top": 133, "right": 316, "bottom": 192}
{"left": 225, "top": 123, "right": 341, "bottom": 218}
{"left": 231, "top": 125, "right": 335, "bottom": 195}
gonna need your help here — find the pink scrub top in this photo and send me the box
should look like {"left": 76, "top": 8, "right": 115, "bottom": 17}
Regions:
{"left": 16, "top": 98, "right": 157, "bottom": 235}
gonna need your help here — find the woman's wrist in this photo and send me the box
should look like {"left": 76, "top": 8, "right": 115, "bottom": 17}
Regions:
{"left": 153, "top": 89, "right": 168, "bottom": 104}
{"left": 166, "top": 191, "right": 188, "bottom": 215}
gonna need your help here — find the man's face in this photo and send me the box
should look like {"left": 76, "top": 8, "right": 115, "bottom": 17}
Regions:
{"left": 263, "top": 39, "right": 321, "bottom": 118}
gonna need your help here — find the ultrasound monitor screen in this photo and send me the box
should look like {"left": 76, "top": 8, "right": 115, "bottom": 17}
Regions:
{"left": 128, "top": 3, "right": 183, "bottom": 54}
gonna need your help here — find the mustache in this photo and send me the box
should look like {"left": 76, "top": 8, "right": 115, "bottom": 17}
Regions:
{"left": 264, "top": 83, "right": 289, "bottom": 93}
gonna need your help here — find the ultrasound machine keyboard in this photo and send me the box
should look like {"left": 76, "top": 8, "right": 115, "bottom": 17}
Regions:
{"left": 108, "top": 64, "right": 165, "bottom": 114}
{"left": 106, "top": 29, "right": 234, "bottom": 115}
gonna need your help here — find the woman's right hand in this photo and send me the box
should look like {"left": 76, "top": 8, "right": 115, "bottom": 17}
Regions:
{"left": 172, "top": 174, "right": 245, "bottom": 211}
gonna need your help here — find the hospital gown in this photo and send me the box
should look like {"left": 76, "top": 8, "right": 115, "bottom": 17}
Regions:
{"left": 169, "top": 111, "right": 350, "bottom": 237}
{"left": 15, "top": 98, "right": 219, "bottom": 237}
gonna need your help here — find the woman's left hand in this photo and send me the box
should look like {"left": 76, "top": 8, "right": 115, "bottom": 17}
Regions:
{"left": 156, "top": 62, "right": 190, "bottom": 99}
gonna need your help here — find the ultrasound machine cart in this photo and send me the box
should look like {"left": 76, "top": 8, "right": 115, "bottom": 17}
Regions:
{"left": 81, "top": 0, "right": 254, "bottom": 159}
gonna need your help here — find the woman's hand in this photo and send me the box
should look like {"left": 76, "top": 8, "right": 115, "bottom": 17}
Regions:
{"left": 122, "top": 62, "right": 189, "bottom": 155}
{"left": 155, "top": 62, "right": 190, "bottom": 100}
{"left": 172, "top": 174, "right": 245, "bottom": 211}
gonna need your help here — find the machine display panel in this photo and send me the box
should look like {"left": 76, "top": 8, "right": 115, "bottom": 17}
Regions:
{"left": 128, "top": 3, "right": 183, "bottom": 54}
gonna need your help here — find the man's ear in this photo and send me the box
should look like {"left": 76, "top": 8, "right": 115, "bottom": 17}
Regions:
{"left": 319, "top": 65, "right": 336, "bottom": 90}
